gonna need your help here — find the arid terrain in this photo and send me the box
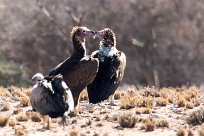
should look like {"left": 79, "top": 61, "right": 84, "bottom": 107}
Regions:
{"left": 0, "top": 86, "right": 204, "bottom": 136}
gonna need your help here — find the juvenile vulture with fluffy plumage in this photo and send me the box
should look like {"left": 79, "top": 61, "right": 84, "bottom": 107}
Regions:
{"left": 30, "top": 73, "right": 74, "bottom": 128}
{"left": 87, "top": 28, "right": 126, "bottom": 104}
{"left": 49, "top": 26, "right": 99, "bottom": 106}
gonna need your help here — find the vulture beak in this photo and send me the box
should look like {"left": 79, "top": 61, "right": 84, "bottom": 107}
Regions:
{"left": 95, "top": 30, "right": 105, "bottom": 39}
{"left": 81, "top": 27, "right": 95, "bottom": 37}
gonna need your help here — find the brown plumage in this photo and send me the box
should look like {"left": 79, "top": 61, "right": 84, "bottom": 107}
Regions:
{"left": 49, "top": 26, "right": 99, "bottom": 106}
{"left": 87, "top": 28, "right": 126, "bottom": 103}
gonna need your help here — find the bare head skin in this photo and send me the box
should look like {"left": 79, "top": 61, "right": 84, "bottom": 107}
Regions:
{"left": 71, "top": 26, "right": 95, "bottom": 41}
{"left": 95, "top": 28, "right": 116, "bottom": 48}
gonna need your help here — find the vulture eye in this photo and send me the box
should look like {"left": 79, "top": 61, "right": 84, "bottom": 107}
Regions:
{"left": 82, "top": 30, "right": 86, "bottom": 33}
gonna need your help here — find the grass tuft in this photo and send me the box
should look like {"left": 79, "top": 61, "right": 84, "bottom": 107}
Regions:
{"left": 187, "top": 107, "right": 204, "bottom": 126}
{"left": 1, "top": 101, "right": 10, "bottom": 111}
{"left": 0, "top": 114, "right": 10, "bottom": 127}
{"left": 16, "top": 112, "right": 29, "bottom": 122}
{"left": 119, "top": 113, "right": 137, "bottom": 128}
{"left": 31, "top": 112, "right": 41, "bottom": 122}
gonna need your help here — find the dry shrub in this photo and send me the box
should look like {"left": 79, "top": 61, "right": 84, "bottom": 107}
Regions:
{"left": 156, "top": 119, "right": 169, "bottom": 128}
{"left": 114, "top": 91, "right": 121, "bottom": 100}
{"left": 20, "top": 95, "right": 30, "bottom": 107}
{"left": 79, "top": 90, "right": 88, "bottom": 101}
{"left": 22, "top": 87, "right": 32, "bottom": 96}
{"left": 141, "top": 87, "right": 158, "bottom": 97}
{"left": 156, "top": 98, "right": 169, "bottom": 106}
{"left": 186, "top": 102, "right": 194, "bottom": 109}
{"left": 120, "top": 90, "right": 140, "bottom": 109}
{"left": 15, "top": 125, "right": 25, "bottom": 136}
{"left": 187, "top": 128, "right": 194, "bottom": 136}
{"left": 1, "top": 101, "right": 10, "bottom": 111}
{"left": 0, "top": 86, "right": 11, "bottom": 96}
{"left": 16, "top": 112, "right": 29, "bottom": 122}
{"left": 176, "top": 128, "right": 187, "bottom": 136}
{"left": 142, "top": 118, "right": 156, "bottom": 132}
{"left": 199, "top": 125, "right": 204, "bottom": 136}
{"left": 95, "top": 115, "right": 101, "bottom": 121}
{"left": 187, "top": 107, "right": 204, "bottom": 126}
{"left": 136, "top": 107, "right": 152, "bottom": 114}
{"left": 9, "top": 118, "right": 16, "bottom": 127}
{"left": 86, "top": 120, "right": 92, "bottom": 126}
{"left": 8, "top": 86, "right": 25, "bottom": 97}
{"left": 0, "top": 114, "right": 10, "bottom": 127}
{"left": 70, "top": 127, "right": 79, "bottom": 136}
{"left": 31, "top": 112, "right": 41, "bottom": 122}
{"left": 119, "top": 113, "right": 137, "bottom": 128}
{"left": 176, "top": 95, "right": 186, "bottom": 107}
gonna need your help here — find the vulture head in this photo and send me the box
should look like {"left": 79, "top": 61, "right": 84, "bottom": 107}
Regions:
{"left": 31, "top": 73, "right": 44, "bottom": 85}
{"left": 96, "top": 28, "right": 116, "bottom": 48}
{"left": 71, "top": 26, "right": 95, "bottom": 41}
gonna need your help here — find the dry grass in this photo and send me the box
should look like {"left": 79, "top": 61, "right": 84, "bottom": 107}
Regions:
{"left": 114, "top": 91, "right": 122, "bottom": 100}
{"left": 156, "top": 119, "right": 169, "bottom": 128}
{"left": 8, "top": 118, "right": 16, "bottom": 127}
{"left": 142, "top": 118, "right": 156, "bottom": 132}
{"left": 1, "top": 101, "right": 10, "bottom": 111}
{"left": 187, "top": 107, "right": 204, "bottom": 126}
{"left": 15, "top": 125, "right": 25, "bottom": 136}
{"left": 16, "top": 112, "right": 29, "bottom": 122}
{"left": 199, "top": 125, "right": 204, "bottom": 136}
{"left": 176, "top": 128, "right": 187, "bottom": 136}
{"left": 0, "top": 114, "right": 10, "bottom": 127}
{"left": 120, "top": 90, "right": 140, "bottom": 109}
{"left": 0, "top": 86, "right": 11, "bottom": 96}
{"left": 20, "top": 95, "right": 30, "bottom": 107}
{"left": 136, "top": 107, "right": 152, "bottom": 114}
{"left": 95, "top": 115, "right": 101, "bottom": 121}
{"left": 70, "top": 126, "right": 79, "bottom": 136}
{"left": 119, "top": 112, "right": 137, "bottom": 128}
{"left": 30, "top": 112, "right": 41, "bottom": 122}
{"left": 156, "top": 98, "right": 169, "bottom": 106}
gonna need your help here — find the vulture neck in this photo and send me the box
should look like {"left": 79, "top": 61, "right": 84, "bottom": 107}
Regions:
{"left": 72, "top": 35, "right": 86, "bottom": 58}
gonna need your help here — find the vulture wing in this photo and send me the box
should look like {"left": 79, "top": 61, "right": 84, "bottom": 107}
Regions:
{"left": 87, "top": 51, "right": 126, "bottom": 103}
{"left": 30, "top": 85, "right": 68, "bottom": 118}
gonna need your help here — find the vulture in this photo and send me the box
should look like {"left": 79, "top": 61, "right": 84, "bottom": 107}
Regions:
{"left": 49, "top": 26, "right": 99, "bottom": 106}
{"left": 87, "top": 28, "right": 126, "bottom": 104}
{"left": 30, "top": 73, "right": 74, "bottom": 128}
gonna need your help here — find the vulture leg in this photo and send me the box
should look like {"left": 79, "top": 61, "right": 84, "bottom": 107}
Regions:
{"left": 109, "top": 94, "right": 116, "bottom": 106}
{"left": 42, "top": 115, "right": 51, "bottom": 129}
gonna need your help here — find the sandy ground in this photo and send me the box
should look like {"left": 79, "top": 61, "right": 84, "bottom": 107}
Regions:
{"left": 0, "top": 87, "right": 204, "bottom": 136}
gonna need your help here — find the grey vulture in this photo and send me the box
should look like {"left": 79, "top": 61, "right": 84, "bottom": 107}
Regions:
{"left": 87, "top": 28, "right": 126, "bottom": 104}
{"left": 30, "top": 73, "right": 74, "bottom": 128}
{"left": 49, "top": 26, "right": 99, "bottom": 106}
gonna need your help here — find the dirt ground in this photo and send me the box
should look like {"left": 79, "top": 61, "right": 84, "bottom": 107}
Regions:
{"left": 0, "top": 86, "right": 204, "bottom": 136}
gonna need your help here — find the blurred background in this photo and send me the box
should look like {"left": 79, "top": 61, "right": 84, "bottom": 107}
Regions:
{"left": 0, "top": 0, "right": 204, "bottom": 87}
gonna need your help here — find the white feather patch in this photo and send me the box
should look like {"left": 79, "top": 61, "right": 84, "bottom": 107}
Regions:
{"left": 61, "top": 81, "right": 74, "bottom": 113}
{"left": 100, "top": 46, "right": 118, "bottom": 57}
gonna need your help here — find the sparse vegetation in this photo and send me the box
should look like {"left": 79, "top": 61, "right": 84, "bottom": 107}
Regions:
{"left": 1, "top": 101, "right": 10, "bottom": 111}
{"left": 0, "top": 115, "right": 10, "bottom": 127}
{"left": 31, "top": 112, "right": 41, "bottom": 122}
{"left": 156, "top": 119, "right": 169, "bottom": 128}
{"left": 119, "top": 113, "right": 137, "bottom": 128}
{"left": 15, "top": 125, "right": 25, "bottom": 135}
{"left": 20, "top": 95, "right": 30, "bottom": 107}
{"left": 8, "top": 118, "right": 16, "bottom": 127}
{"left": 187, "top": 107, "right": 204, "bottom": 126}
{"left": 143, "top": 118, "right": 156, "bottom": 132}
{"left": 176, "top": 128, "right": 187, "bottom": 136}
{"left": 199, "top": 125, "right": 204, "bottom": 136}
{"left": 16, "top": 112, "right": 29, "bottom": 122}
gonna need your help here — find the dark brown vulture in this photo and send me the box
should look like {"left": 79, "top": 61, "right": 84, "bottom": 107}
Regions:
{"left": 49, "top": 26, "right": 99, "bottom": 106}
{"left": 87, "top": 28, "right": 126, "bottom": 104}
{"left": 30, "top": 73, "right": 74, "bottom": 128}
